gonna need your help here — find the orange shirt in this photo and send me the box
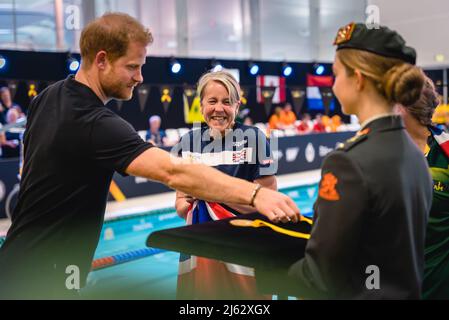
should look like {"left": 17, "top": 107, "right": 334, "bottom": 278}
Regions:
{"left": 280, "top": 111, "right": 297, "bottom": 126}
{"left": 269, "top": 114, "right": 283, "bottom": 129}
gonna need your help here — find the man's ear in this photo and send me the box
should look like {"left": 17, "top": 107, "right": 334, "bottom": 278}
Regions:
{"left": 354, "top": 69, "right": 365, "bottom": 91}
{"left": 95, "top": 51, "right": 108, "bottom": 70}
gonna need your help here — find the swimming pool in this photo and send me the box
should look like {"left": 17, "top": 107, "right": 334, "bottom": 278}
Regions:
{"left": 0, "top": 183, "right": 318, "bottom": 299}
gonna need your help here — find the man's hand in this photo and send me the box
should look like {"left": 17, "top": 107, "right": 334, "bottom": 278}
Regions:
{"left": 253, "top": 188, "right": 301, "bottom": 223}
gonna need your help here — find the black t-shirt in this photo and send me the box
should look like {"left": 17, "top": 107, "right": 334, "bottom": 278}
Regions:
{"left": 0, "top": 76, "right": 152, "bottom": 297}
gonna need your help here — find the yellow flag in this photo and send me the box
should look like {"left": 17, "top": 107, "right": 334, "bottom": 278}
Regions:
{"left": 183, "top": 95, "right": 204, "bottom": 123}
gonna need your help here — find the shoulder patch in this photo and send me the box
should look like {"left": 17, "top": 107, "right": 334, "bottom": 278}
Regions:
{"left": 319, "top": 173, "right": 340, "bottom": 201}
{"left": 337, "top": 128, "right": 370, "bottom": 151}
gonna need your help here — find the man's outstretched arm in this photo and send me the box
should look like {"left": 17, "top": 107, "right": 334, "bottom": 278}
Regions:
{"left": 126, "top": 147, "right": 300, "bottom": 223}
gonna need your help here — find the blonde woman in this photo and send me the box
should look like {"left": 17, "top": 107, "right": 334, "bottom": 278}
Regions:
{"left": 175, "top": 70, "right": 276, "bottom": 299}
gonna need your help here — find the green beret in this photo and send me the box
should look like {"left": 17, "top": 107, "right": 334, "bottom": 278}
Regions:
{"left": 334, "top": 22, "right": 417, "bottom": 65}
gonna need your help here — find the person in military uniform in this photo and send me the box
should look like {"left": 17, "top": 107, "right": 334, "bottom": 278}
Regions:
{"left": 259, "top": 23, "right": 433, "bottom": 299}
{"left": 395, "top": 77, "right": 449, "bottom": 299}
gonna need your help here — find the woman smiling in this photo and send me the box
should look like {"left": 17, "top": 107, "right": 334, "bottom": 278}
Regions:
{"left": 174, "top": 70, "right": 277, "bottom": 299}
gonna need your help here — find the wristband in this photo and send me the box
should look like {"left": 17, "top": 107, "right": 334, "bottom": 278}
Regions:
{"left": 249, "top": 184, "right": 262, "bottom": 207}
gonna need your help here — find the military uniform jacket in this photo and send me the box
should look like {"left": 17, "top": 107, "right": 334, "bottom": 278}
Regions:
{"left": 288, "top": 115, "right": 433, "bottom": 299}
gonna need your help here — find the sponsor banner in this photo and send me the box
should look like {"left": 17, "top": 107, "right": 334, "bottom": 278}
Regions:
{"left": 274, "top": 132, "right": 353, "bottom": 175}
{"left": 256, "top": 75, "right": 286, "bottom": 104}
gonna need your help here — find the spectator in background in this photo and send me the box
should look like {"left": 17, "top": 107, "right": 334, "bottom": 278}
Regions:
{"left": 6, "top": 107, "right": 20, "bottom": 124}
{"left": 296, "top": 113, "right": 313, "bottom": 134}
{"left": 0, "top": 101, "right": 5, "bottom": 125}
{"left": 330, "top": 114, "right": 343, "bottom": 132}
{"left": 0, "top": 87, "right": 24, "bottom": 119}
{"left": 268, "top": 106, "right": 284, "bottom": 130}
{"left": 312, "top": 114, "right": 326, "bottom": 133}
{"left": 1, "top": 108, "right": 21, "bottom": 158}
{"left": 321, "top": 115, "right": 331, "bottom": 132}
{"left": 146, "top": 115, "right": 167, "bottom": 147}
{"left": 236, "top": 105, "right": 251, "bottom": 123}
{"left": 280, "top": 102, "right": 297, "bottom": 128}
{"left": 243, "top": 116, "right": 253, "bottom": 126}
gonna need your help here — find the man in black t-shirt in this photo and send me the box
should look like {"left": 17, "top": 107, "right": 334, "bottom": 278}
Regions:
{"left": 0, "top": 13, "right": 300, "bottom": 299}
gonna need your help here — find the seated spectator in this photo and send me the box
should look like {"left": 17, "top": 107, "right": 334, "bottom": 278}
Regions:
{"left": 1, "top": 108, "right": 21, "bottom": 158}
{"left": 236, "top": 106, "right": 251, "bottom": 123}
{"left": 321, "top": 115, "right": 331, "bottom": 132}
{"left": 7, "top": 107, "right": 19, "bottom": 123}
{"left": 312, "top": 114, "right": 326, "bottom": 133}
{"left": 146, "top": 115, "right": 167, "bottom": 147}
{"left": 330, "top": 114, "right": 343, "bottom": 132}
{"left": 296, "top": 113, "right": 313, "bottom": 134}
{"left": 243, "top": 116, "right": 254, "bottom": 126}
{"left": 268, "top": 107, "right": 284, "bottom": 130}
{"left": 0, "top": 87, "right": 24, "bottom": 119}
{"left": 279, "top": 102, "right": 297, "bottom": 128}
{"left": 0, "top": 101, "right": 5, "bottom": 125}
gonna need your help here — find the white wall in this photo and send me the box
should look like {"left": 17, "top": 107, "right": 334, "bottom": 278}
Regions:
{"left": 368, "top": 0, "right": 449, "bottom": 67}
{"left": 6, "top": 0, "right": 449, "bottom": 67}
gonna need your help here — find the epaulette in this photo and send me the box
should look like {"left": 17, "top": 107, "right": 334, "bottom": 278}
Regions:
{"left": 336, "top": 128, "right": 370, "bottom": 151}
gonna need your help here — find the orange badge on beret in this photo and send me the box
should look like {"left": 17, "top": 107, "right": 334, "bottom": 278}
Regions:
{"left": 333, "top": 22, "right": 356, "bottom": 45}
{"left": 319, "top": 173, "right": 340, "bottom": 201}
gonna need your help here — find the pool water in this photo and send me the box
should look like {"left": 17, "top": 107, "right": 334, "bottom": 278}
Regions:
{"left": 81, "top": 183, "right": 318, "bottom": 299}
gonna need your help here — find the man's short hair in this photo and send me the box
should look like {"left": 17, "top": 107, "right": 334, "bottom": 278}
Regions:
{"left": 80, "top": 13, "right": 153, "bottom": 67}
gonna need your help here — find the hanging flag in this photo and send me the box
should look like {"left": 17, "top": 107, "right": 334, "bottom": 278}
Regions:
{"left": 27, "top": 81, "right": 38, "bottom": 98}
{"left": 240, "top": 87, "right": 248, "bottom": 106}
{"left": 159, "top": 85, "right": 173, "bottom": 114}
{"left": 183, "top": 86, "right": 204, "bottom": 124}
{"left": 319, "top": 87, "right": 334, "bottom": 115}
{"left": 260, "top": 87, "right": 276, "bottom": 116}
{"left": 137, "top": 84, "right": 151, "bottom": 113}
{"left": 290, "top": 87, "right": 306, "bottom": 116}
{"left": 306, "top": 74, "right": 334, "bottom": 87}
{"left": 7, "top": 80, "right": 18, "bottom": 100}
{"left": 306, "top": 74, "right": 335, "bottom": 113}
{"left": 256, "top": 75, "right": 286, "bottom": 104}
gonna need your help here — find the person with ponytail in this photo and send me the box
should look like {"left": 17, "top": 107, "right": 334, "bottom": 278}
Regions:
{"left": 259, "top": 23, "right": 433, "bottom": 299}
{"left": 395, "top": 77, "right": 449, "bottom": 299}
